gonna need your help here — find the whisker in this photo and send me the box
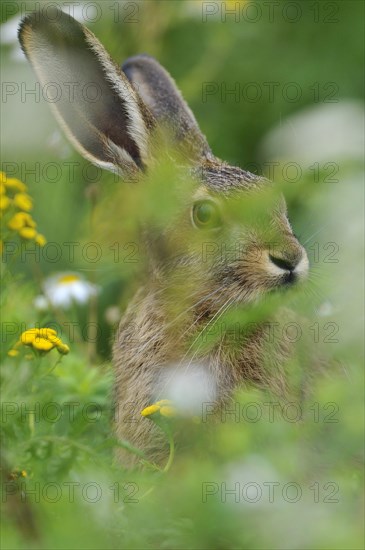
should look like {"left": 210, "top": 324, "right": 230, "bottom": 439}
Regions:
{"left": 177, "top": 295, "right": 236, "bottom": 382}
{"left": 181, "top": 295, "right": 235, "bottom": 365}
{"left": 302, "top": 224, "right": 330, "bottom": 246}
{"left": 176, "top": 283, "right": 231, "bottom": 341}
{"left": 135, "top": 285, "right": 224, "bottom": 355}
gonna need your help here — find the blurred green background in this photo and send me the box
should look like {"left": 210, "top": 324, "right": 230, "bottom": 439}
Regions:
{"left": 1, "top": 1, "right": 364, "bottom": 549}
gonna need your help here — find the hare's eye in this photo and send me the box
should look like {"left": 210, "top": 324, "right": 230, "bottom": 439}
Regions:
{"left": 192, "top": 200, "right": 221, "bottom": 229}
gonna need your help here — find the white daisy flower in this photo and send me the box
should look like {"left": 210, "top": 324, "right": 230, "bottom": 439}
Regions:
{"left": 35, "top": 272, "right": 100, "bottom": 310}
{"left": 155, "top": 362, "right": 217, "bottom": 416}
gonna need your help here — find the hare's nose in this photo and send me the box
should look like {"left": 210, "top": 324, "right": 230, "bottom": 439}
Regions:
{"left": 269, "top": 253, "right": 300, "bottom": 272}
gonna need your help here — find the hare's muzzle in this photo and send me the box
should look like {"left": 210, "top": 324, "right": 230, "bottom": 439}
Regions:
{"left": 267, "top": 246, "right": 309, "bottom": 285}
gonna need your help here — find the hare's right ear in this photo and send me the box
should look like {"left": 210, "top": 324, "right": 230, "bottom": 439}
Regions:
{"left": 18, "top": 9, "right": 154, "bottom": 175}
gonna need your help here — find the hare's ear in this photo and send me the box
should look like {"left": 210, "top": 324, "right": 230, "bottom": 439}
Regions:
{"left": 122, "top": 55, "right": 211, "bottom": 160}
{"left": 18, "top": 9, "right": 154, "bottom": 175}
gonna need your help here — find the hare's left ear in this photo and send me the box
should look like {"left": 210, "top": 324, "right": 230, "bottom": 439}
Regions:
{"left": 18, "top": 9, "right": 154, "bottom": 176}
{"left": 123, "top": 55, "right": 212, "bottom": 160}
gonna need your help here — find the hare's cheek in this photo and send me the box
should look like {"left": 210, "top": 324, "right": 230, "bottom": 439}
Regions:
{"left": 222, "top": 249, "right": 280, "bottom": 295}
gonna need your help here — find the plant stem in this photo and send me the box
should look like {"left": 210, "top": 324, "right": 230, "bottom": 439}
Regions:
{"left": 163, "top": 429, "right": 175, "bottom": 473}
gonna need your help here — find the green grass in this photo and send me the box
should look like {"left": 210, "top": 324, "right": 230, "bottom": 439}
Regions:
{"left": 1, "top": 1, "right": 364, "bottom": 548}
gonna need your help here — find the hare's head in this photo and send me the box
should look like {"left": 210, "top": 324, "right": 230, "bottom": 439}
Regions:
{"left": 19, "top": 9, "right": 308, "bottom": 312}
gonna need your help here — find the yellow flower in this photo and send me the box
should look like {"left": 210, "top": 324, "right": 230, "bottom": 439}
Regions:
{"left": 8, "top": 328, "right": 70, "bottom": 356}
{"left": 18, "top": 227, "right": 37, "bottom": 239}
{"left": 6, "top": 212, "right": 46, "bottom": 244}
{"left": 141, "top": 400, "right": 176, "bottom": 419}
{"left": 1, "top": 174, "right": 46, "bottom": 247}
{"left": 31, "top": 337, "right": 54, "bottom": 351}
{"left": 2, "top": 177, "right": 27, "bottom": 192}
{"left": 20, "top": 327, "right": 57, "bottom": 343}
{"left": 141, "top": 404, "right": 160, "bottom": 417}
{"left": 0, "top": 194, "right": 10, "bottom": 211}
{"left": 9, "top": 469, "right": 28, "bottom": 480}
{"left": 35, "top": 233, "right": 46, "bottom": 246}
{"left": 57, "top": 343, "right": 70, "bottom": 355}
{"left": 8, "top": 212, "right": 36, "bottom": 231}
{"left": 13, "top": 193, "right": 33, "bottom": 211}
{"left": 7, "top": 212, "right": 45, "bottom": 245}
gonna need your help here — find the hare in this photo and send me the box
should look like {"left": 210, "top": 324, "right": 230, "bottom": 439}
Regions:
{"left": 19, "top": 9, "right": 309, "bottom": 467}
